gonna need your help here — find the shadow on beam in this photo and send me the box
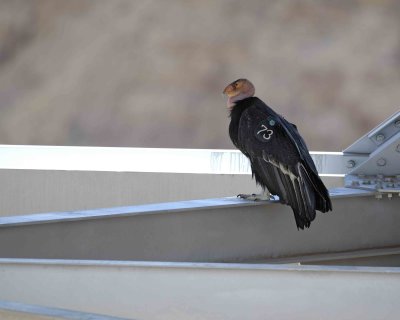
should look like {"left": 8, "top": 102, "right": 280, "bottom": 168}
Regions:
{"left": 0, "top": 300, "right": 130, "bottom": 320}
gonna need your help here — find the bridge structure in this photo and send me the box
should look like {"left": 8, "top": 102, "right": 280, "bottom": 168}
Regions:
{"left": 0, "top": 111, "right": 399, "bottom": 320}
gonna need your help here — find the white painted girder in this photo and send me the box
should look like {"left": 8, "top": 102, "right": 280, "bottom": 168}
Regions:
{"left": 0, "top": 188, "right": 398, "bottom": 263}
{"left": 0, "top": 145, "right": 346, "bottom": 175}
{"left": 0, "top": 259, "right": 399, "bottom": 320}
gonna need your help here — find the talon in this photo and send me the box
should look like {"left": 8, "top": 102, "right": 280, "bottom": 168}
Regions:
{"left": 237, "top": 191, "right": 275, "bottom": 201}
{"left": 237, "top": 193, "right": 251, "bottom": 199}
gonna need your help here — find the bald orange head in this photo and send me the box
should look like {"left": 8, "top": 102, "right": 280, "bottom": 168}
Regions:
{"left": 223, "top": 79, "right": 255, "bottom": 108}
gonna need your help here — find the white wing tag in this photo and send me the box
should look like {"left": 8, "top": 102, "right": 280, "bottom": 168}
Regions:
{"left": 256, "top": 124, "right": 273, "bottom": 140}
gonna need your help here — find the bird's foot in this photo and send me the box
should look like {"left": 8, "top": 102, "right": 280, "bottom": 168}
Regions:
{"left": 237, "top": 192, "right": 275, "bottom": 201}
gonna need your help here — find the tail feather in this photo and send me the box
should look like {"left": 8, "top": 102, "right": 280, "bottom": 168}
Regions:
{"left": 255, "top": 155, "right": 332, "bottom": 229}
{"left": 275, "top": 163, "right": 315, "bottom": 230}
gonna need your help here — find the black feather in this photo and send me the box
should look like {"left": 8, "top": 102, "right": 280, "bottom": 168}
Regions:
{"left": 229, "top": 97, "right": 332, "bottom": 229}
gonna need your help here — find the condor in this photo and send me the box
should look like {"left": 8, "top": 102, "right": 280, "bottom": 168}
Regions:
{"left": 223, "top": 78, "right": 332, "bottom": 229}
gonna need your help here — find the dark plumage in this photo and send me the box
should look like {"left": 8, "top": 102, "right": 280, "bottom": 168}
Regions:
{"left": 224, "top": 79, "right": 332, "bottom": 229}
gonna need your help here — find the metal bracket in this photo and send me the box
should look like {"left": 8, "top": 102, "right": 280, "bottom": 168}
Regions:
{"left": 343, "top": 110, "right": 400, "bottom": 198}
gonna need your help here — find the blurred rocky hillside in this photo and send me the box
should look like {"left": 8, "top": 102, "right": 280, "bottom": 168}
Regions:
{"left": 0, "top": 0, "right": 399, "bottom": 151}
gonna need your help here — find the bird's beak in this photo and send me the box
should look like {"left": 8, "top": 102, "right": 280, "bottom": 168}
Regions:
{"left": 222, "top": 84, "right": 233, "bottom": 97}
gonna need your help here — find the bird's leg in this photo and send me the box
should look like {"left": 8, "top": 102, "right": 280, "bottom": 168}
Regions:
{"left": 237, "top": 189, "right": 274, "bottom": 201}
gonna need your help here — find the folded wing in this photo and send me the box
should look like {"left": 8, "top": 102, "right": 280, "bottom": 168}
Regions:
{"left": 236, "top": 99, "right": 332, "bottom": 229}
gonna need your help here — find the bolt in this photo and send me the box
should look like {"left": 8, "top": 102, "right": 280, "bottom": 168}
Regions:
{"left": 346, "top": 160, "right": 356, "bottom": 168}
{"left": 377, "top": 158, "right": 387, "bottom": 166}
{"left": 395, "top": 119, "right": 400, "bottom": 128}
{"left": 375, "top": 134, "right": 385, "bottom": 142}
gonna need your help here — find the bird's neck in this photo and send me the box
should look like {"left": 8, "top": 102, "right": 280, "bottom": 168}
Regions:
{"left": 227, "top": 93, "right": 254, "bottom": 109}
{"left": 229, "top": 97, "right": 255, "bottom": 120}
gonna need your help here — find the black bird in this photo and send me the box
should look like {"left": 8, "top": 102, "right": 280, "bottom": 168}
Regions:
{"left": 223, "top": 78, "right": 332, "bottom": 229}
